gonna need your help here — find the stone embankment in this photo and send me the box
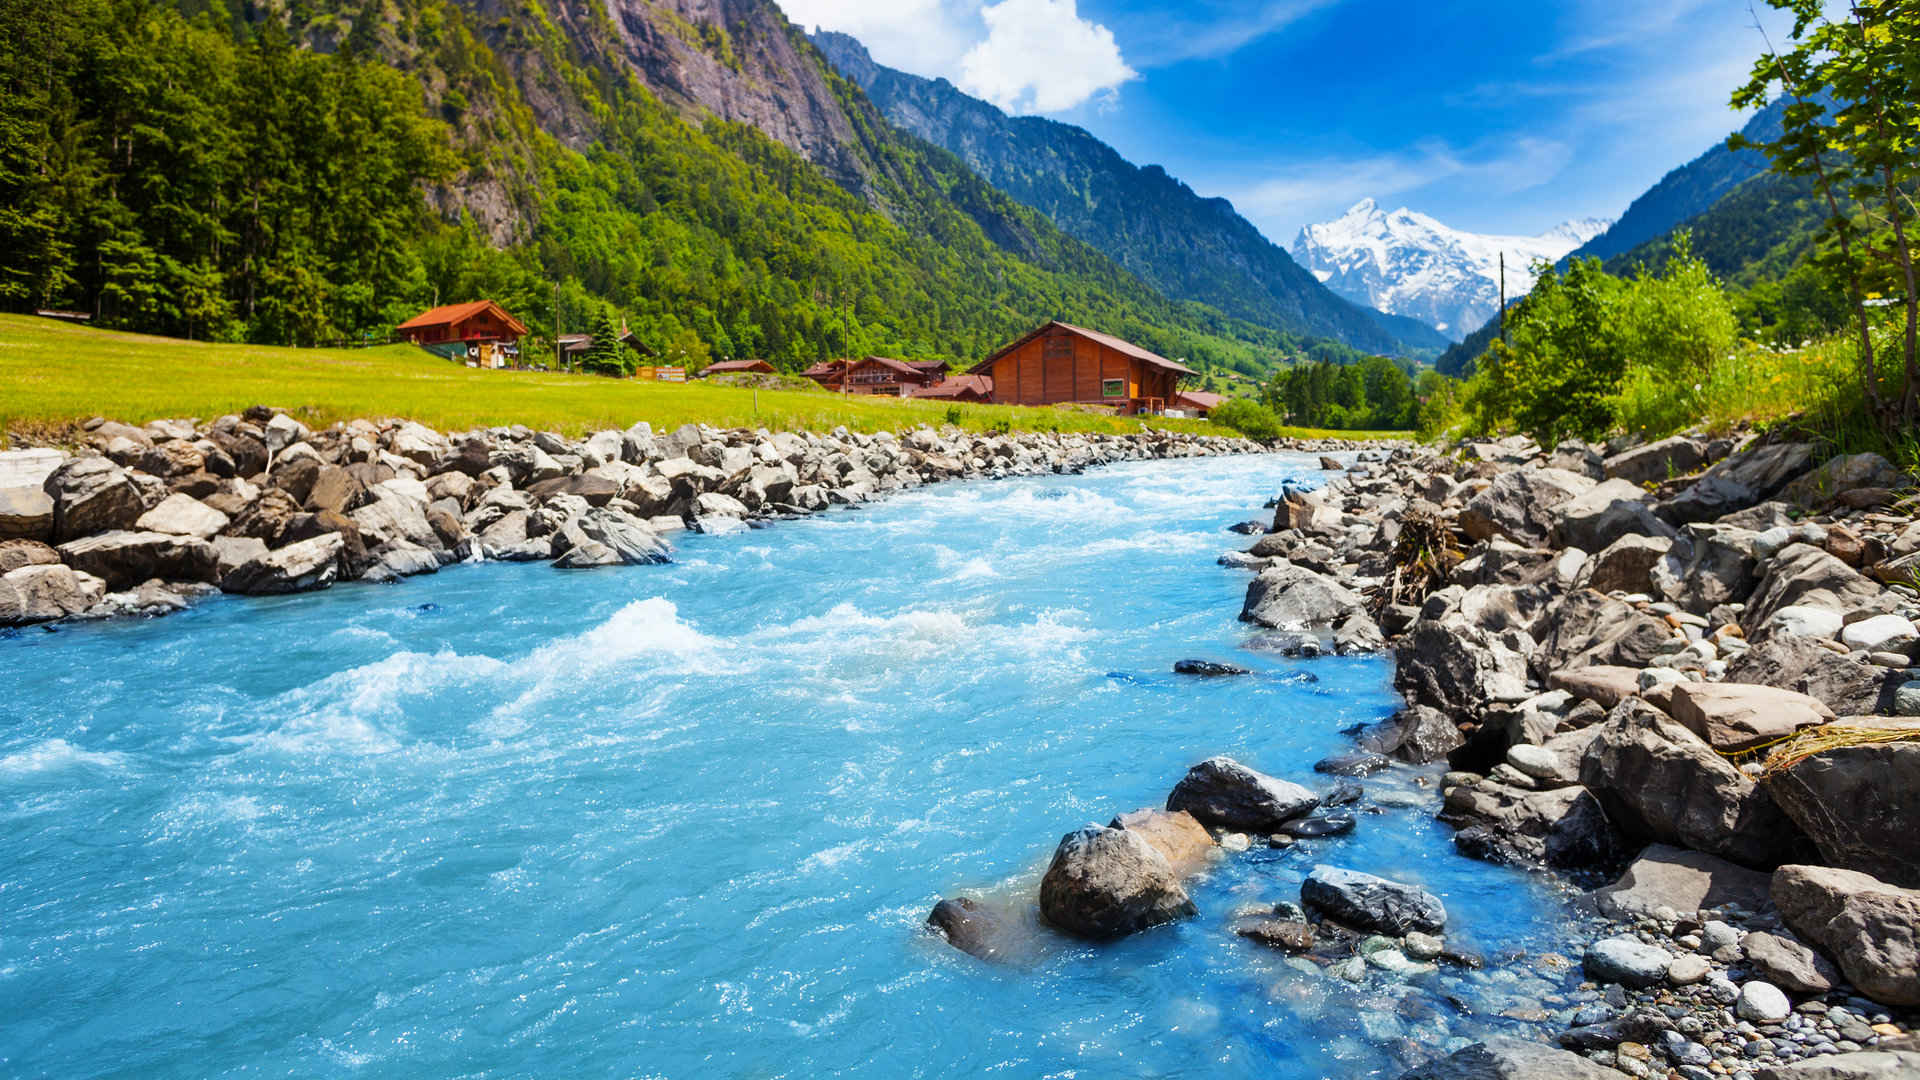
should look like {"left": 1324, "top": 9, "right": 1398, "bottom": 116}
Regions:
{"left": 1240, "top": 433, "right": 1920, "bottom": 1077}
{"left": 0, "top": 408, "right": 1266, "bottom": 628}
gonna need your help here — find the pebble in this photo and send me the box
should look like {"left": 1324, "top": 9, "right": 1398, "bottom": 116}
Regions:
{"left": 1668, "top": 954, "right": 1712, "bottom": 986}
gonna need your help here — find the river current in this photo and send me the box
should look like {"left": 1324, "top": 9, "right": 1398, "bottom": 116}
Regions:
{"left": 2, "top": 452, "right": 1591, "bottom": 1078}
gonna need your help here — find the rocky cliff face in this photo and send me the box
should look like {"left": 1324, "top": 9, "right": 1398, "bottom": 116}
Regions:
{"left": 808, "top": 30, "right": 1449, "bottom": 357}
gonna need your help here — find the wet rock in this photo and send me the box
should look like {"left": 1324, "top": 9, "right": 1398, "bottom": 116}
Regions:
{"left": 1109, "top": 808, "right": 1216, "bottom": 875}
{"left": 1234, "top": 917, "right": 1316, "bottom": 952}
{"left": 1578, "top": 699, "right": 1811, "bottom": 869}
{"left": 1398, "top": 1037, "right": 1630, "bottom": 1079}
{"left": 1172, "top": 659, "right": 1249, "bottom": 676}
{"left": 0, "top": 563, "right": 107, "bottom": 625}
{"left": 1281, "top": 814, "right": 1355, "bottom": 838}
{"left": 1353, "top": 705, "right": 1467, "bottom": 765}
{"left": 1239, "top": 561, "right": 1365, "bottom": 633}
{"left": 927, "top": 897, "right": 1009, "bottom": 962}
{"left": 1743, "top": 931, "right": 1840, "bottom": 994}
{"left": 221, "top": 533, "right": 344, "bottom": 595}
{"left": 1667, "top": 682, "right": 1835, "bottom": 754}
{"left": 1314, "top": 751, "right": 1393, "bottom": 776}
{"left": 1166, "top": 756, "right": 1319, "bottom": 830}
{"left": 1773, "top": 864, "right": 1920, "bottom": 1007}
{"left": 1586, "top": 935, "right": 1673, "bottom": 988}
{"left": 1444, "top": 782, "right": 1621, "bottom": 870}
{"left": 1768, "top": 738, "right": 1920, "bottom": 889}
{"left": 0, "top": 486, "right": 54, "bottom": 540}
{"left": 1037, "top": 826, "right": 1196, "bottom": 941}
{"left": 1302, "top": 865, "right": 1446, "bottom": 935}
{"left": 1589, "top": 844, "right": 1774, "bottom": 920}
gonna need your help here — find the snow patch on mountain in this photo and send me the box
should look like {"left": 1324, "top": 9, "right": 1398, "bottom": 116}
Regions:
{"left": 1291, "top": 199, "right": 1610, "bottom": 341}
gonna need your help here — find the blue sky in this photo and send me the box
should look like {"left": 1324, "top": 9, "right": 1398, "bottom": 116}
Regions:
{"left": 776, "top": 0, "right": 1793, "bottom": 243}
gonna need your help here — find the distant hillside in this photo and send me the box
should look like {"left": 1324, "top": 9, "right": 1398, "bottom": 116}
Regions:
{"left": 809, "top": 30, "right": 1448, "bottom": 359}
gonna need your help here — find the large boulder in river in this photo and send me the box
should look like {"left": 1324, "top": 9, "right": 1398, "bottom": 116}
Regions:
{"left": 1238, "top": 560, "right": 1362, "bottom": 633}
{"left": 1460, "top": 467, "right": 1596, "bottom": 546}
{"left": 1301, "top": 865, "right": 1446, "bottom": 935}
{"left": 1663, "top": 440, "right": 1816, "bottom": 524}
{"left": 1398, "top": 1038, "right": 1630, "bottom": 1080}
{"left": 0, "top": 563, "right": 107, "bottom": 624}
{"left": 1724, "top": 636, "right": 1909, "bottom": 716}
{"left": 56, "top": 530, "right": 218, "bottom": 591}
{"left": 1769, "top": 737, "right": 1920, "bottom": 889}
{"left": 1394, "top": 615, "right": 1533, "bottom": 717}
{"left": 1773, "top": 864, "right": 1920, "bottom": 1007}
{"left": 1534, "top": 590, "right": 1675, "bottom": 677}
{"left": 1666, "top": 682, "right": 1834, "bottom": 754}
{"left": 1747, "top": 544, "right": 1895, "bottom": 639}
{"left": 1166, "top": 756, "right": 1318, "bottom": 830}
{"left": 551, "top": 508, "right": 670, "bottom": 568}
{"left": 1578, "top": 698, "right": 1812, "bottom": 869}
{"left": 1353, "top": 704, "right": 1466, "bottom": 764}
{"left": 220, "top": 533, "right": 344, "bottom": 595}
{"left": 926, "top": 897, "right": 1011, "bottom": 962}
{"left": 1551, "top": 478, "right": 1676, "bottom": 552}
{"left": 42, "top": 457, "right": 161, "bottom": 541}
{"left": 1037, "top": 826, "right": 1196, "bottom": 940}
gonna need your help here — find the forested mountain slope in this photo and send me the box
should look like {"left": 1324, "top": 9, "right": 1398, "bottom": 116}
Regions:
{"left": 0, "top": 0, "right": 1353, "bottom": 374}
{"left": 808, "top": 30, "right": 1447, "bottom": 358}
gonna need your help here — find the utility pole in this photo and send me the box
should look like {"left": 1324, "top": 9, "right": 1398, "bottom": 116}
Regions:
{"left": 1499, "top": 252, "right": 1508, "bottom": 347}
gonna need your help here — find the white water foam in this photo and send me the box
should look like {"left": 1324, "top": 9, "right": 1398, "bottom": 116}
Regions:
{"left": 0, "top": 738, "right": 128, "bottom": 775}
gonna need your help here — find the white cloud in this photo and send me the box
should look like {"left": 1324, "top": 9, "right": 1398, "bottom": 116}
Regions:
{"left": 776, "top": 0, "right": 980, "bottom": 75}
{"left": 1230, "top": 136, "right": 1574, "bottom": 236}
{"left": 1122, "top": 0, "right": 1340, "bottom": 68}
{"left": 956, "top": 0, "right": 1139, "bottom": 113}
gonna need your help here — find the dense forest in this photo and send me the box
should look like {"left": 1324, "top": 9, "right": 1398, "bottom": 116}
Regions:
{"left": 0, "top": 0, "right": 1369, "bottom": 375}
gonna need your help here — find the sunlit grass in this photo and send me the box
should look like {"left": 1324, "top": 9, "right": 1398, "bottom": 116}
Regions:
{"left": 0, "top": 314, "right": 1233, "bottom": 441}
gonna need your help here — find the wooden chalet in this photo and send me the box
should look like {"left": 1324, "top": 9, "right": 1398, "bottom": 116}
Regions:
{"left": 803, "top": 357, "right": 949, "bottom": 396}
{"left": 970, "top": 321, "right": 1194, "bottom": 415}
{"left": 397, "top": 300, "right": 528, "bottom": 369}
{"left": 700, "top": 359, "right": 777, "bottom": 377}
{"left": 909, "top": 374, "right": 993, "bottom": 402}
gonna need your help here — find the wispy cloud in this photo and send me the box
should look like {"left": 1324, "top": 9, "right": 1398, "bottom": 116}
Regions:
{"left": 1122, "top": 0, "right": 1341, "bottom": 68}
{"left": 1230, "top": 136, "right": 1574, "bottom": 230}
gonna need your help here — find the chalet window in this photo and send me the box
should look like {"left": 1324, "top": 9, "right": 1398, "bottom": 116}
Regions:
{"left": 1101, "top": 378, "right": 1125, "bottom": 398}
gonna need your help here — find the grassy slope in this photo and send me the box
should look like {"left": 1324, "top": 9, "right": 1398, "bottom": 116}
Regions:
{"left": 0, "top": 314, "right": 1244, "bottom": 440}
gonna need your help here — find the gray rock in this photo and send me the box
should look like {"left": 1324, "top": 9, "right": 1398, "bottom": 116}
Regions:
{"left": 42, "top": 457, "right": 161, "bottom": 541}
{"left": 1726, "top": 636, "right": 1909, "bottom": 716}
{"left": 1748, "top": 545, "right": 1896, "bottom": 640}
{"left": 1769, "top": 738, "right": 1920, "bottom": 890}
{"left": 133, "top": 492, "right": 229, "bottom": 539}
{"left": 1239, "top": 560, "right": 1364, "bottom": 633}
{"left": 1535, "top": 589, "right": 1677, "bottom": 677}
{"left": 1301, "top": 865, "right": 1447, "bottom": 935}
{"left": 1354, "top": 705, "right": 1467, "bottom": 764}
{"left": 0, "top": 563, "right": 108, "bottom": 625}
{"left": 1744, "top": 931, "right": 1841, "bottom": 994}
{"left": 1553, "top": 478, "right": 1678, "bottom": 552}
{"left": 1737, "top": 980, "right": 1793, "bottom": 1022}
{"left": 1398, "top": 1038, "right": 1631, "bottom": 1079}
{"left": 1653, "top": 523, "right": 1761, "bottom": 615}
{"left": 221, "top": 533, "right": 344, "bottom": 595}
{"left": 1394, "top": 615, "right": 1534, "bottom": 717}
{"left": 1754, "top": 1050, "right": 1920, "bottom": 1078}
{"left": 56, "top": 530, "right": 218, "bottom": 591}
{"left": 1778, "top": 452, "right": 1910, "bottom": 509}
{"left": 927, "top": 897, "right": 1011, "bottom": 962}
{"left": 1585, "top": 935, "right": 1674, "bottom": 987}
{"left": 1037, "top": 826, "right": 1196, "bottom": 940}
{"left": 1578, "top": 699, "right": 1811, "bottom": 869}
{"left": 1582, "top": 533, "right": 1674, "bottom": 594}
{"left": 1166, "top": 756, "right": 1319, "bottom": 830}
{"left": 1605, "top": 435, "right": 1709, "bottom": 486}
{"left": 0, "top": 485, "right": 54, "bottom": 540}
{"left": 1110, "top": 808, "right": 1217, "bottom": 875}
{"left": 1667, "top": 953, "right": 1713, "bottom": 985}
{"left": 1774, "top": 864, "right": 1920, "bottom": 1007}
{"left": 551, "top": 508, "right": 670, "bottom": 568}
{"left": 1461, "top": 467, "right": 1597, "bottom": 546}
{"left": 0, "top": 538, "right": 60, "bottom": 574}
{"left": 1664, "top": 441, "right": 1816, "bottom": 524}
{"left": 1444, "top": 781, "right": 1622, "bottom": 870}
{"left": 1589, "top": 844, "right": 1774, "bottom": 920}
{"left": 1667, "top": 681, "right": 1834, "bottom": 754}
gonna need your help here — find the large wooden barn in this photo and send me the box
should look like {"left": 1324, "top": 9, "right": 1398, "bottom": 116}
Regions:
{"left": 970, "top": 321, "right": 1194, "bottom": 414}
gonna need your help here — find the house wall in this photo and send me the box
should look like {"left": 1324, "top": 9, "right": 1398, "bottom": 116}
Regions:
{"left": 988, "top": 328, "right": 1176, "bottom": 411}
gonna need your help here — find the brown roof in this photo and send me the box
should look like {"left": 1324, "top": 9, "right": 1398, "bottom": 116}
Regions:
{"left": 848, "top": 355, "right": 921, "bottom": 376}
{"left": 800, "top": 361, "right": 843, "bottom": 379}
{"left": 970, "top": 321, "right": 1197, "bottom": 377}
{"left": 396, "top": 300, "right": 528, "bottom": 336}
{"left": 704, "top": 359, "right": 776, "bottom": 374}
{"left": 910, "top": 374, "right": 993, "bottom": 399}
{"left": 1176, "top": 390, "right": 1226, "bottom": 410}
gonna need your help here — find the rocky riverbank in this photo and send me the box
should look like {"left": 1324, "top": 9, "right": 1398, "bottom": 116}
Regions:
{"left": 0, "top": 409, "right": 1270, "bottom": 628}
{"left": 1234, "top": 434, "right": 1920, "bottom": 1077}
{"left": 925, "top": 432, "right": 1920, "bottom": 1079}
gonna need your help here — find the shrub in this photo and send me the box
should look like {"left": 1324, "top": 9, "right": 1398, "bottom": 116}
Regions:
{"left": 1209, "top": 397, "right": 1281, "bottom": 440}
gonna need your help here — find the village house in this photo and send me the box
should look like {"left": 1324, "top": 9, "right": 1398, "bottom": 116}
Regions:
{"left": 909, "top": 374, "right": 993, "bottom": 402}
{"left": 1172, "top": 389, "right": 1225, "bottom": 417}
{"left": 802, "top": 357, "right": 949, "bottom": 396}
{"left": 396, "top": 300, "right": 527, "bottom": 369}
{"left": 969, "top": 321, "right": 1194, "bottom": 415}
{"left": 700, "top": 359, "right": 777, "bottom": 377}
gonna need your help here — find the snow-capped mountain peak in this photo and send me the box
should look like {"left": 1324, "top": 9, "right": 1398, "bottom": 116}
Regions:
{"left": 1289, "top": 201, "right": 1611, "bottom": 341}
